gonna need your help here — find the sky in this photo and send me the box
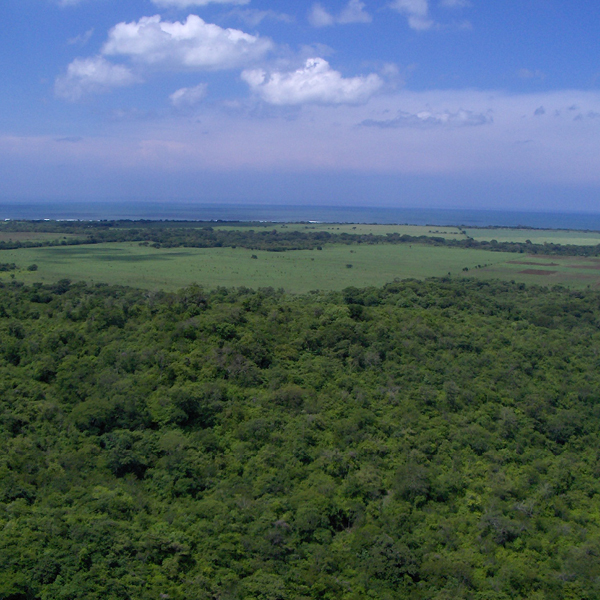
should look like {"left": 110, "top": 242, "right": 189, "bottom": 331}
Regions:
{"left": 1, "top": 0, "right": 600, "bottom": 211}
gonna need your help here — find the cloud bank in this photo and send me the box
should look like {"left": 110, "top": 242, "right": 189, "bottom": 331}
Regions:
{"left": 7, "top": 91, "right": 600, "bottom": 203}
{"left": 242, "top": 58, "right": 383, "bottom": 105}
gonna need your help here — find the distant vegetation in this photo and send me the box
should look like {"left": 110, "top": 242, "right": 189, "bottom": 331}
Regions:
{"left": 1, "top": 220, "right": 600, "bottom": 257}
{"left": 1, "top": 278, "right": 599, "bottom": 599}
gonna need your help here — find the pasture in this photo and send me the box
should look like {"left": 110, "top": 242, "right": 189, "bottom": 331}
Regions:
{"left": 2, "top": 241, "right": 600, "bottom": 292}
{"left": 465, "top": 228, "right": 600, "bottom": 246}
{"left": 472, "top": 255, "right": 600, "bottom": 288}
{"left": 0, "top": 232, "right": 79, "bottom": 243}
{"left": 0, "top": 242, "right": 506, "bottom": 293}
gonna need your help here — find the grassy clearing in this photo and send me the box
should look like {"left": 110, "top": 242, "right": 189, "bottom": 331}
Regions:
{"left": 0, "top": 242, "right": 506, "bottom": 293}
{"left": 3, "top": 242, "right": 600, "bottom": 291}
{"left": 471, "top": 255, "right": 600, "bottom": 289}
{"left": 465, "top": 228, "right": 600, "bottom": 245}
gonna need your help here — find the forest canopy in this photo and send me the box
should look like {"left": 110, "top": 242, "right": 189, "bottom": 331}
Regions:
{"left": 1, "top": 277, "right": 600, "bottom": 599}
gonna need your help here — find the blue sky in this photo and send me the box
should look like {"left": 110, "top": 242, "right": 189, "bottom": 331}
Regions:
{"left": 1, "top": 0, "right": 600, "bottom": 211}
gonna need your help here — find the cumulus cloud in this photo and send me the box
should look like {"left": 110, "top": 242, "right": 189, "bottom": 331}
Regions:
{"left": 170, "top": 83, "right": 208, "bottom": 108}
{"left": 55, "top": 56, "right": 137, "bottom": 101}
{"left": 102, "top": 15, "right": 273, "bottom": 70}
{"left": 390, "top": 0, "right": 434, "bottom": 30}
{"left": 241, "top": 58, "right": 382, "bottom": 105}
{"left": 152, "top": 0, "right": 249, "bottom": 7}
{"left": 309, "top": 0, "right": 372, "bottom": 27}
{"left": 362, "top": 108, "right": 493, "bottom": 128}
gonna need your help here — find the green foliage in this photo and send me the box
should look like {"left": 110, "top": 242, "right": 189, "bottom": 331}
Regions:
{"left": 0, "top": 278, "right": 600, "bottom": 599}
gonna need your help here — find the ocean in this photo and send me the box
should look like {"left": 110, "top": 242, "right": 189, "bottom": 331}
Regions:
{"left": 2, "top": 201, "right": 600, "bottom": 231}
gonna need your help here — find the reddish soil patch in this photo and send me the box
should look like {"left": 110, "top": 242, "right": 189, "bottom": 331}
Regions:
{"left": 519, "top": 269, "right": 557, "bottom": 276}
{"left": 508, "top": 261, "right": 560, "bottom": 266}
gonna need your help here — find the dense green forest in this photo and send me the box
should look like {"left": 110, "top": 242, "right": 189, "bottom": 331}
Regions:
{"left": 1, "top": 277, "right": 600, "bottom": 599}
{"left": 2, "top": 220, "right": 600, "bottom": 256}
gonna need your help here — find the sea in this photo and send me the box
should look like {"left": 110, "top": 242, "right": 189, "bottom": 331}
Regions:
{"left": 2, "top": 201, "right": 600, "bottom": 231}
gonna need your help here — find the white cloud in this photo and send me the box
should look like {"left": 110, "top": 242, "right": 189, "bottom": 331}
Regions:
{"left": 102, "top": 15, "right": 272, "bottom": 70}
{"left": 390, "top": 0, "right": 434, "bottom": 30}
{"left": 241, "top": 58, "right": 382, "bottom": 105}
{"left": 55, "top": 56, "right": 137, "bottom": 101}
{"left": 152, "top": 0, "right": 249, "bottom": 7}
{"left": 170, "top": 83, "right": 208, "bottom": 108}
{"left": 309, "top": 0, "right": 371, "bottom": 27}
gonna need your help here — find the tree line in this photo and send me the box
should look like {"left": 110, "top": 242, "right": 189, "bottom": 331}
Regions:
{"left": 1, "top": 220, "right": 600, "bottom": 256}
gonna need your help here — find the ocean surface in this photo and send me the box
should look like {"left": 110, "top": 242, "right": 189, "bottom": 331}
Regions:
{"left": 2, "top": 201, "right": 600, "bottom": 231}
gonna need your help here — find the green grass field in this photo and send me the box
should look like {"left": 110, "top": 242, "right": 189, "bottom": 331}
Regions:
{"left": 2, "top": 241, "right": 600, "bottom": 292}
{"left": 0, "top": 242, "right": 506, "bottom": 293}
{"left": 465, "top": 228, "right": 600, "bottom": 245}
{"left": 0, "top": 232, "right": 79, "bottom": 243}
{"left": 471, "top": 255, "right": 600, "bottom": 288}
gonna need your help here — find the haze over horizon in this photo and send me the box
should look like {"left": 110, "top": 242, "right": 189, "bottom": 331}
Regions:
{"left": 2, "top": 0, "right": 600, "bottom": 212}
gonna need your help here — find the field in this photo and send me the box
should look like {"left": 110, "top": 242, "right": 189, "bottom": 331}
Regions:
{"left": 3, "top": 237, "right": 600, "bottom": 292}
{"left": 470, "top": 254, "right": 600, "bottom": 288}
{"left": 0, "top": 232, "right": 79, "bottom": 243}
{"left": 0, "top": 242, "right": 506, "bottom": 293}
{"left": 465, "top": 227, "right": 600, "bottom": 245}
